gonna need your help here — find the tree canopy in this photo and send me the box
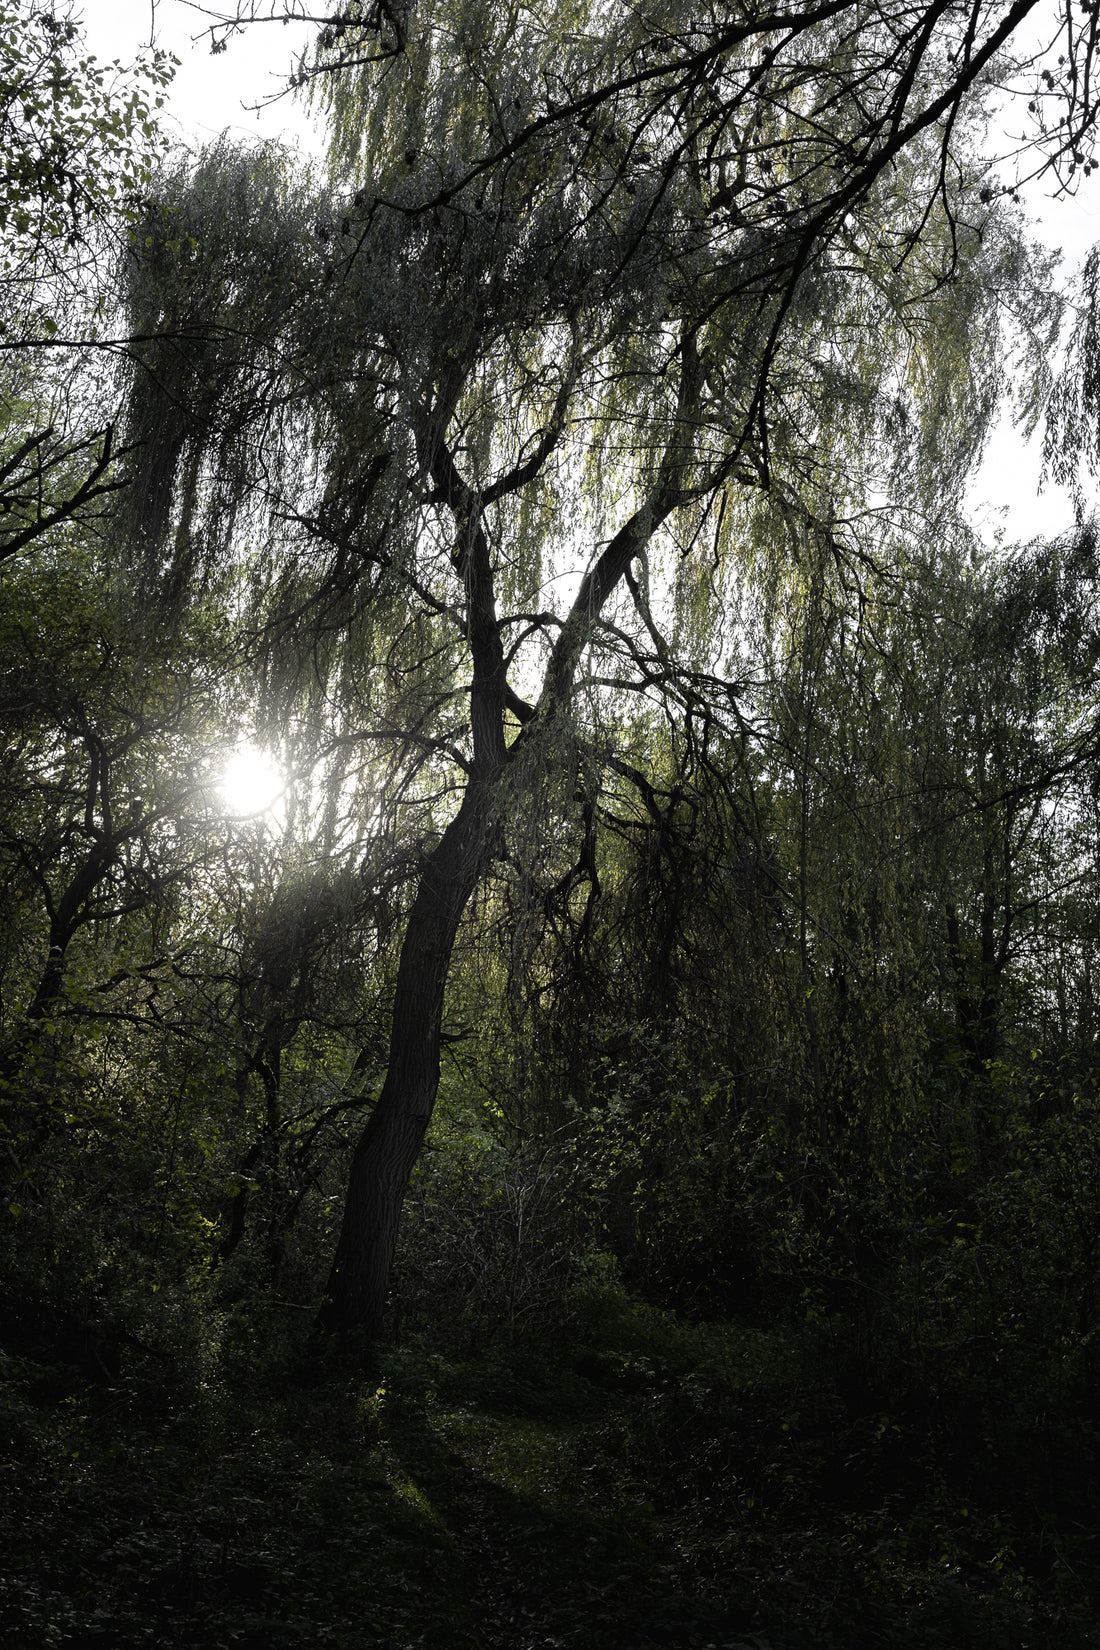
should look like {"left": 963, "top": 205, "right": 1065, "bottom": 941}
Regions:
{"left": 107, "top": 0, "right": 1100, "bottom": 1341}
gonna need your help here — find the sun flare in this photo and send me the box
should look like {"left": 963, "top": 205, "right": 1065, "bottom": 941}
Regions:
{"left": 219, "top": 744, "right": 284, "bottom": 817}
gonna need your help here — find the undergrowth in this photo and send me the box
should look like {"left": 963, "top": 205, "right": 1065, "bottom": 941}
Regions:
{"left": 3, "top": 1262, "right": 1099, "bottom": 1649}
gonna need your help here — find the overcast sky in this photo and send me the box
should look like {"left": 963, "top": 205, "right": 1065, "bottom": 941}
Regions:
{"left": 78, "top": 0, "right": 1100, "bottom": 544}
{"left": 81, "top": 0, "right": 323, "bottom": 156}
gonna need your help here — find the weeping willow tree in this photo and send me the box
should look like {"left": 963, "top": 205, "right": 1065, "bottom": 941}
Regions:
{"left": 120, "top": 0, "right": 1091, "bottom": 1343}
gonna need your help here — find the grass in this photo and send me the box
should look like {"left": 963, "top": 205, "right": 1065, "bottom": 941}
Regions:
{"left": 2, "top": 1289, "right": 1100, "bottom": 1650}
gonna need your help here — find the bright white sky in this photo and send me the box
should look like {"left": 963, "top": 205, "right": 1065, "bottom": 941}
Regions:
{"left": 78, "top": 0, "right": 1100, "bottom": 545}
{"left": 79, "top": 0, "right": 323, "bottom": 155}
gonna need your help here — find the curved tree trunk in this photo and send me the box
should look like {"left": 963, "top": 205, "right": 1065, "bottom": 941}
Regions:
{"left": 318, "top": 779, "right": 495, "bottom": 1345}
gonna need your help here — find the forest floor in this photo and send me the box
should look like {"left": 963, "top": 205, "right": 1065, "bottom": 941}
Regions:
{"left": 2, "top": 1290, "right": 1099, "bottom": 1650}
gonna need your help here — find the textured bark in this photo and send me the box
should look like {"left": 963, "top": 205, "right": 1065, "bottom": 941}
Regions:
{"left": 319, "top": 780, "right": 495, "bottom": 1343}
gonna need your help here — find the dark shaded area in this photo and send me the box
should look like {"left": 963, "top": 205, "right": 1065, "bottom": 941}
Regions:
{"left": 3, "top": 1280, "right": 1100, "bottom": 1649}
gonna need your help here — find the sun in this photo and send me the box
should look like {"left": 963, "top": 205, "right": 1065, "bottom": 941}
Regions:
{"left": 219, "top": 744, "right": 285, "bottom": 817}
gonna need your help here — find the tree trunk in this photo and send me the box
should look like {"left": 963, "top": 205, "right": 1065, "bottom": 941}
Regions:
{"left": 318, "top": 779, "right": 495, "bottom": 1345}
{"left": 317, "top": 360, "right": 696, "bottom": 1349}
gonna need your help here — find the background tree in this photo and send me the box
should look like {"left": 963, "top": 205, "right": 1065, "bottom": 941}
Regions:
{"left": 0, "top": 1, "right": 174, "bottom": 570}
